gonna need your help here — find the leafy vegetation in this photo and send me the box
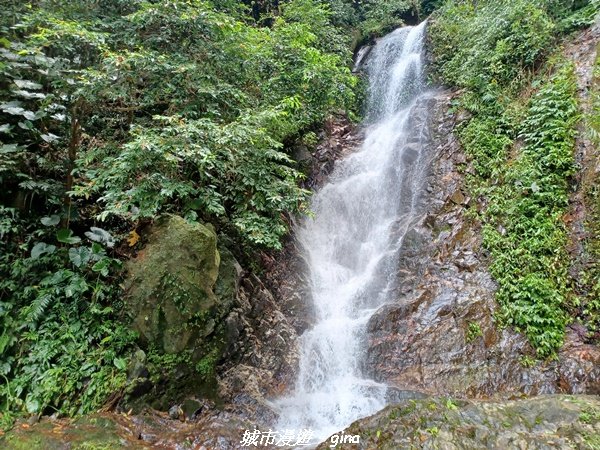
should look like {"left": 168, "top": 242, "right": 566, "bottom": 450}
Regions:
{"left": 466, "top": 322, "right": 483, "bottom": 342}
{"left": 244, "top": 0, "right": 426, "bottom": 38}
{"left": 0, "top": 0, "right": 427, "bottom": 426}
{"left": 430, "top": 0, "right": 599, "bottom": 357}
{"left": 0, "top": 0, "right": 356, "bottom": 423}
{"left": 0, "top": 209, "right": 135, "bottom": 424}
{"left": 1, "top": 0, "right": 597, "bottom": 431}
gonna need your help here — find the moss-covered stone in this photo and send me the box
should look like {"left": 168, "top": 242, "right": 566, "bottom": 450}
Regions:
{"left": 316, "top": 395, "right": 600, "bottom": 449}
{"left": 124, "top": 215, "right": 222, "bottom": 355}
{"left": 122, "top": 215, "right": 243, "bottom": 408}
{"left": 0, "top": 416, "right": 146, "bottom": 449}
{"left": 213, "top": 246, "right": 242, "bottom": 314}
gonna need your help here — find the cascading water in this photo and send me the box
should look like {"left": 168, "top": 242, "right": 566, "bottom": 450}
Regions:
{"left": 274, "top": 22, "right": 431, "bottom": 443}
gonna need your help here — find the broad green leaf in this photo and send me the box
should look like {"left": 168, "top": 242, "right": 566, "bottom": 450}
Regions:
{"left": 41, "top": 215, "right": 60, "bottom": 226}
{"left": 0, "top": 144, "right": 20, "bottom": 153}
{"left": 0, "top": 102, "right": 25, "bottom": 115}
{"left": 41, "top": 133, "right": 59, "bottom": 143}
{"left": 57, "top": 228, "right": 82, "bottom": 244}
{"left": 84, "top": 227, "right": 115, "bottom": 248}
{"left": 14, "top": 79, "right": 43, "bottom": 90}
{"left": 25, "top": 396, "right": 40, "bottom": 414}
{"left": 113, "top": 357, "right": 127, "bottom": 371}
{"left": 18, "top": 120, "right": 34, "bottom": 130}
{"left": 92, "top": 258, "right": 110, "bottom": 276}
{"left": 68, "top": 247, "right": 91, "bottom": 268}
{"left": 31, "top": 242, "right": 56, "bottom": 259}
{"left": 12, "top": 89, "right": 46, "bottom": 100}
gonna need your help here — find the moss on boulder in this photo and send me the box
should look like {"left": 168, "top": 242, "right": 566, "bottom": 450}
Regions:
{"left": 124, "top": 215, "right": 223, "bottom": 355}
{"left": 122, "top": 215, "right": 243, "bottom": 408}
{"left": 317, "top": 395, "right": 600, "bottom": 449}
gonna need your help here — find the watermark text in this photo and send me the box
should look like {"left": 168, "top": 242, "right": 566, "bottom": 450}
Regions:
{"left": 240, "top": 429, "right": 361, "bottom": 448}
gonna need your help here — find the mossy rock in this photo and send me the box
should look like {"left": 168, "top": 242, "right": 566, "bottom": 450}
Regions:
{"left": 0, "top": 416, "right": 145, "bottom": 449}
{"left": 317, "top": 395, "right": 600, "bottom": 449}
{"left": 122, "top": 215, "right": 243, "bottom": 408}
{"left": 124, "top": 215, "right": 236, "bottom": 357}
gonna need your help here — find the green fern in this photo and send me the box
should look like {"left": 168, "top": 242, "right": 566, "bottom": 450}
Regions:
{"left": 24, "top": 294, "right": 52, "bottom": 324}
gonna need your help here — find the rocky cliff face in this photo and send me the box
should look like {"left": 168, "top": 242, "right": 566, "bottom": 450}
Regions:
{"left": 566, "top": 20, "right": 600, "bottom": 330}
{"left": 363, "top": 87, "right": 600, "bottom": 398}
{"left": 217, "top": 114, "right": 365, "bottom": 426}
{"left": 262, "top": 114, "right": 363, "bottom": 336}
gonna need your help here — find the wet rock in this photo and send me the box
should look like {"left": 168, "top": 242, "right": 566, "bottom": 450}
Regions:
{"left": 384, "top": 388, "right": 428, "bottom": 404}
{"left": 0, "top": 415, "right": 146, "bottom": 449}
{"left": 202, "top": 116, "right": 362, "bottom": 427}
{"left": 261, "top": 120, "right": 362, "bottom": 336}
{"left": 218, "top": 275, "right": 300, "bottom": 426}
{"left": 181, "top": 398, "right": 205, "bottom": 420}
{"left": 455, "top": 252, "right": 478, "bottom": 272}
{"left": 127, "top": 349, "right": 149, "bottom": 381}
{"left": 0, "top": 410, "right": 259, "bottom": 450}
{"left": 317, "top": 395, "right": 600, "bottom": 449}
{"left": 303, "top": 115, "right": 362, "bottom": 191}
{"left": 292, "top": 144, "right": 313, "bottom": 165}
{"left": 363, "top": 89, "right": 600, "bottom": 398}
{"left": 449, "top": 189, "right": 466, "bottom": 205}
{"left": 168, "top": 404, "right": 182, "bottom": 420}
{"left": 113, "top": 238, "right": 300, "bottom": 421}
{"left": 564, "top": 21, "right": 600, "bottom": 326}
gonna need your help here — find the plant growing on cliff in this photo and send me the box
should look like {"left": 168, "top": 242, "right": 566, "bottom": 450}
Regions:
{"left": 466, "top": 322, "right": 483, "bottom": 343}
{"left": 430, "top": 0, "right": 593, "bottom": 357}
{"left": 482, "top": 63, "right": 578, "bottom": 357}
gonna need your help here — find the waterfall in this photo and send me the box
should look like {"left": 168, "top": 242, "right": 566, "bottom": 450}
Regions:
{"left": 274, "top": 22, "right": 430, "bottom": 443}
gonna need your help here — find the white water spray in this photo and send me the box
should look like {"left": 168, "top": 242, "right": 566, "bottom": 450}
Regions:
{"left": 274, "top": 22, "right": 430, "bottom": 443}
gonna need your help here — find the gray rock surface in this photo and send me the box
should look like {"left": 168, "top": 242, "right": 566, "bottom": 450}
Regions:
{"left": 316, "top": 395, "right": 600, "bottom": 449}
{"left": 364, "top": 89, "right": 600, "bottom": 398}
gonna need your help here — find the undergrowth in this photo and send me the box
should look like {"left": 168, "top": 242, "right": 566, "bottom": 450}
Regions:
{"left": 430, "top": 0, "right": 598, "bottom": 357}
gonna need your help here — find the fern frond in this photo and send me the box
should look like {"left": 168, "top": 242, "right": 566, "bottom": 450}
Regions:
{"left": 26, "top": 294, "right": 52, "bottom": 323}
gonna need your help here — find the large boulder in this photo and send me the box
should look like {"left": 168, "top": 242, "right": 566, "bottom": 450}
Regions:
{"left": 122, "top": 215, "right": 243, "bottom": 409}
{"left": 124, "top": 215, "right": 227, "bottom": 356}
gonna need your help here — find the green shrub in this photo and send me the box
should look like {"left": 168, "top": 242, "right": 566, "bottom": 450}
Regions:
{"left": 0, "top": 209, "right": 135, "bottom": 421}
{"left": 429, "top": 0, "right": 555, "bottom": 91}
{"left": 430, "top": 0, "right": 587, "bottom": 357}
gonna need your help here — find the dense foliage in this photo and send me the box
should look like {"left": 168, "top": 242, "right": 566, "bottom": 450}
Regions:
{"left": 0, "top": 0, "right": 413, "bottom": 423}
{"left": 245, "top": 0, "right": 426, "bottom": 37}
{"left": 430, "top": 0, "right": 599, "bottom": 357}
{"left": 0, "top": 0, "right": 434, "bottom": 426}
{"left": 1, "top": 0, "right": 596, "bottom": 429}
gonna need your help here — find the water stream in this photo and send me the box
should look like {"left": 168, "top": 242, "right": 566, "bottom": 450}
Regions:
{"left": 274, "top": 22, "right": 430, "bottom": 443}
